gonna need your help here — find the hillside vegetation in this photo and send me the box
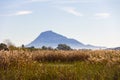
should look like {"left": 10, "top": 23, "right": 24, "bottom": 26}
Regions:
{"left": 0, "top": 49, "right": 120, "bottom": 80}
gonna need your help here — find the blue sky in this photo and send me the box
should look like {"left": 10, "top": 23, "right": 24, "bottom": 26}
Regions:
{"left": 0, "top": 0, "right": 120, "bottom": 48}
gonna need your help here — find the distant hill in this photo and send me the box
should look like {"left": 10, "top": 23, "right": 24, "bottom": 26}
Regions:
{"left": 27, "top": 30, "right": 105, "bottom": 49}
{"left": 107, "top": 47, "right": 120, "bottom": 50}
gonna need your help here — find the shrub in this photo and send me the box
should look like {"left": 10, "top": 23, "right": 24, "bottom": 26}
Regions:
{"left": 57, "top": 44, "right": 72, "bottom": 50}
{"left": 0, "top": 43, "right": 9, "bottom": 51}
{"left": 42, "top": 46, "right": 53, "bottom": 50}
{"left": 41, "top": 46, "right": 48, "bottom": 50}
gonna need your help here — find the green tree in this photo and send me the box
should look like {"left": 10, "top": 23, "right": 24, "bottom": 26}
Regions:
{"left": 57, "top": 44, "right": 72, "bottom": 50}
{"left": 47, "top": 47, "right": 53, "bottom": 50}
{"left": 22, "top": 44, "right": 25, "bottom": 48}
{"left": 0, "top": 43, "right": 9, "bottom": 51}
{"left": 42, "top": 46, "right": 53, "bottom": 50}
{"left": 42, "top": 46, "right": 47, "bottom": 50}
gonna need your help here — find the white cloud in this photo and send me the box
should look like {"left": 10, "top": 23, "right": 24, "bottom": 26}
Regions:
{"left": 60, "top": 7, "right": 83, "bottom": 17}
{"left": 95, "top": 13, "right": 111, "bottom": 19}
{"left": 15, "top": 11, "right": 32, "bottom": 15}
{"left": 0, "top": 10, "right": 32, "bottom": 17}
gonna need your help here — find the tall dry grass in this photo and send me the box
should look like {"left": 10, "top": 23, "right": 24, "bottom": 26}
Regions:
{"left": 0, "top": 49, "right": 120, "bottom": 64}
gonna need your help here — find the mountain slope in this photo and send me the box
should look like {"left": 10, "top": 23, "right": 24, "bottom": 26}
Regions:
{"left": 27, "top": 31, "right": 104, "bottom": 49}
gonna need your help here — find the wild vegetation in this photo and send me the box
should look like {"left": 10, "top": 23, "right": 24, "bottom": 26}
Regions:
{"left": 0, "top": 47, "right": 120, "bottom": 80}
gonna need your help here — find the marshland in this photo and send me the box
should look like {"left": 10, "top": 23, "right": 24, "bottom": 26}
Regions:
{"left": 0, "top": 48, "right": 120, "bottom": 80}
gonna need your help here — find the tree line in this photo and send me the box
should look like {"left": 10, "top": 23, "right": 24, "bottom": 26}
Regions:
{"left": 0, "top": 43, "right": 72, "bottom": 51}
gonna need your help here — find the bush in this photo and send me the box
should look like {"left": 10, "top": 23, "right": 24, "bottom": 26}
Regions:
{"left": 41, "top": 46, "right": 47, "bottom": 50}
{"left": 0, "top": 43, "right": 9, "bottom": 51}
{"left": 41, "top": 46, "right": 53, "bottom": 50}
{"left": 57, "top": 44, "right": 72, "bottom": 50}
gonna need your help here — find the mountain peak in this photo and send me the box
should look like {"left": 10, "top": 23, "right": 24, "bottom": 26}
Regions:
{"left": 42, "top": 30, "right": 53, "bottom": 33}
{"left": 39, "top": 30, "right": 56, "bottom": 35}
{"left": 40, "top": 30, "right": 54, "bottom": 36}
{"left": 39, "top": 30, "right": 63, "bottom": 39}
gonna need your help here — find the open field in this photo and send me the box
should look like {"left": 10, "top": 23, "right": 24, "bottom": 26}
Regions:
{"left": 0, "top": 49, "right": 120, "bottom": 80}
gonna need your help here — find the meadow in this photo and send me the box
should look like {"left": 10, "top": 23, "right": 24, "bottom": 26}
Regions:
{"left": 0, "top": 49, "right": 120, "bottom": 80}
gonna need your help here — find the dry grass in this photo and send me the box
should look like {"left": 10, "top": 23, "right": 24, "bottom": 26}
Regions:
{"left": 32, "top": 50, "right": 90, "bottom": 62}
{"left": 0, "top": 50, "right": 120, "bottom": 64}
{"left": 0, "top": 49, "right": 120, "bottom": 80}
{"left": 88, "top": 50, "right": 120, "bottom": 63}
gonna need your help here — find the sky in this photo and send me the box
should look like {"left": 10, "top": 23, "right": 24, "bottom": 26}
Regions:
{"left": 0, "top": 0, "right": 120, "bottom": 48}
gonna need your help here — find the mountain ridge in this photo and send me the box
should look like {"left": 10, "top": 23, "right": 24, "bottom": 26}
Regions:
{"left": 27, "top": 30, "right": 105, "bottom": 49}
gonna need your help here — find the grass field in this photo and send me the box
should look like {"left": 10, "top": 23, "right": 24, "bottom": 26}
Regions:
{"left": 0, "top": 49, "right": 120, "bottom": 80}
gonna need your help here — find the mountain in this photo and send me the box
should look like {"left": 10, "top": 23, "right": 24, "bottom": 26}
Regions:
{"left": 27, "top": 30, "right": 105, "bottom": 49}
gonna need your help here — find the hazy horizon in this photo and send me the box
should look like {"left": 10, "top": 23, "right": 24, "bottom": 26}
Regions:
{"left": 0, "top": 0, "right": 120, "bottom": 48}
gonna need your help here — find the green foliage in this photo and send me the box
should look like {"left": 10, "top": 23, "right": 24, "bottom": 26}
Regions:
{"left": 57, "top": 44, "right": 72, "bottom": 50}
{"left": 0, "top": 61, "right": 120, "bottom": 80}
{"left": 0, "top": 43, "right": 9, "bottom": 51}
{"left": 42, "top": 46, "right": 53, "bottom": 50}
{"left": 47, "top": 47, "right": 53, "bottom": 50}
{"left": 42, "top": 46, "right": 48, "bottom": 50}
{"left": 21, "top": 44, "right": 25, "bottom": 48}
{"left": 27, "top": 46, "right": 37, "bottom": 52}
